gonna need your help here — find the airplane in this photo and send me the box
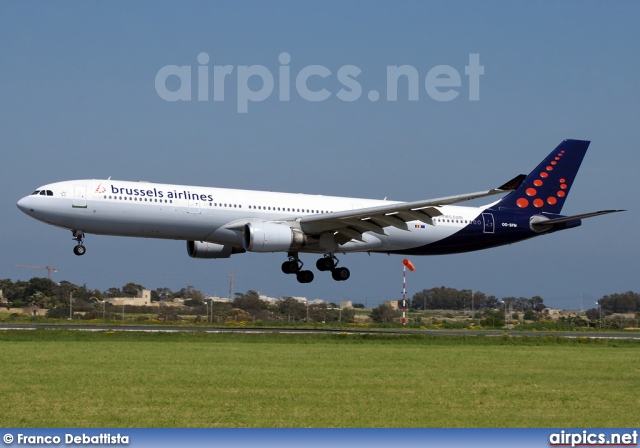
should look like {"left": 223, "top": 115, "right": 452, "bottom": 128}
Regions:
{"left": 17, "top": 139, "right": 623, "bottom": 284}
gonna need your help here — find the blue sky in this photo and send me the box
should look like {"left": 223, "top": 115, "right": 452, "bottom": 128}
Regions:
{"left": 1, "top": 1, "right": 638, "bottom": 310}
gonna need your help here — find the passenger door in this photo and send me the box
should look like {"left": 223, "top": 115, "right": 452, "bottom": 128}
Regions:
{"left": 482, "top": 213, "right": 494, "bottom": 234}
{"left": 72, "top": 185, "right": 87, "bottom": 208}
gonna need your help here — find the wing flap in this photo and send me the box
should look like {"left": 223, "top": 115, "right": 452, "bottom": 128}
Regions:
{"left": 367, "top": 214, "right": 409, "bottom": 231}
{"left": 341, "top": 218, "right": 388, "bottom": 236}
{"left": 395, "top": 209, "right": 438, "bottom": 225}
{"left": 336, "top": 227, "right": 365, "bottom": 242}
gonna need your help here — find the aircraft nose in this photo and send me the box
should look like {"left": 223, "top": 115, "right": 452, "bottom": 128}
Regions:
{"left": 17, "top": 196, "right": 32, "bottom": 214}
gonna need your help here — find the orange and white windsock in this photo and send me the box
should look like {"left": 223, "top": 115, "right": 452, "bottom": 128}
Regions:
{"left": 402, "top": 259, "right": 415, "bottom": 271}
{"left": 402, "top": 259, "right": 415, "bottom": 325}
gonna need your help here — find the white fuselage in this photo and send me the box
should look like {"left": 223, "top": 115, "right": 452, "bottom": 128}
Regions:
{"left": 17, "top": 179, "right": 487, "bottom": 254}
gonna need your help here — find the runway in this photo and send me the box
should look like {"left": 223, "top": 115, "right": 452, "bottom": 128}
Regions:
{"left": 1, "top": 323, "right": 639, "bottom": 339}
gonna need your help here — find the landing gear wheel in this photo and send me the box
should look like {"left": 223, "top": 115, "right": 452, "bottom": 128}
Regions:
{"left": 331, "top": 267, "right": 350, "bottom": 281}
{"left": 296, "top": 270, "right": 314, "bottom": 283}
{"left": 73, "top": 245, "right": 86, "bottom": 256}
{"left": 281, "top": 260, "right": 299, "bottom": 274}
{"left": 316, "top": 257, "right": 335, "bottom": 271}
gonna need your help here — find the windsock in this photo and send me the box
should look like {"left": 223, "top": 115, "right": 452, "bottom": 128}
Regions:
{"left": 402, "top": 259, "right": 415, "bottom": 271}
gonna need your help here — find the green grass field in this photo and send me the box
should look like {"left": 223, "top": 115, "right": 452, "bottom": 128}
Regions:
{"left": 0, "top": 330, "right": 638, "bottom": 427}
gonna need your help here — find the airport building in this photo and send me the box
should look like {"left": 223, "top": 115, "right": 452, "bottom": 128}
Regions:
{"left": 106, "top": 289, "right": 152, "bottom": 307}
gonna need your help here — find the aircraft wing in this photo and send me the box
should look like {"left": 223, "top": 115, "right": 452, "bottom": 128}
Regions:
{"left": 298, "top": 175, "right": 526, "bottom": 243}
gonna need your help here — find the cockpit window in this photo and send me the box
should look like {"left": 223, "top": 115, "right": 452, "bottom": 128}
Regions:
{"left": 31, "top": 190, "right": 53, "bottom": 196}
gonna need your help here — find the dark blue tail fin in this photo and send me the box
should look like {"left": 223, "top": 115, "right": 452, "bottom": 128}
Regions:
{"left": 497, "top": 139, "right": 589, "bottom": 214}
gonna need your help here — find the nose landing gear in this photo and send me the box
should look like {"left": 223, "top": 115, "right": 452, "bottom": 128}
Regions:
{"left": 72, "top": 230, "right": 86, "bottom": 256}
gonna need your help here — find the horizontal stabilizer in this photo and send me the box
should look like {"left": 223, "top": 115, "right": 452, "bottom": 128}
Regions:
{"left": 530, "top": 210, "right": 625, "bottom": 232}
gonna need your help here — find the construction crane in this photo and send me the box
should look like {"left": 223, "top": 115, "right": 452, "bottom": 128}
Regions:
{"left": 16, "top": 262, "right": 58, "bottom": 280}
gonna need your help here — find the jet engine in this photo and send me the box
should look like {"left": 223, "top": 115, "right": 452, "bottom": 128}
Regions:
{"left": 242, "top": 222, "right": 306, "bottom": 252}
{"left": 186, "top": 241, "right": 242, "bottom": 259}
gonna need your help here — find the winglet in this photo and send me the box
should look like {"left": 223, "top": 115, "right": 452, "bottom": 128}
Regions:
{"left": 497, "top": 174, "right": 526, "bottom": 191}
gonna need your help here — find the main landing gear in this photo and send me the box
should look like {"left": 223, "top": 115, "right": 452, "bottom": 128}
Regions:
{"left": 316, "top": 254, "right": 350, "bottom": 281}
{"left": 281, "top": 254, "right": 314, "bottom": 283}
{"left": 72, "top": 230, "right": 86, "bottom": 256}
{"left": 282, "top": 253, "right": 350, "bottom": 283}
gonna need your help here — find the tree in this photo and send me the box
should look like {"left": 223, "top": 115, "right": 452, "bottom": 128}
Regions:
{"left": 499, "top": 295, "right": 546, "bottom": 313}
{"left": 338, "top": 307, "right": 356, "bottom": 323}
{"left": 153, "top": 287, "right": 173, "bottom": 302}
{"left": 479, "top": 309, "right": 504, "bottom": 328}
{"left": 277, "top": 297, "right": 307, "bottom": 321}
{"left": 210, "top": 302, "right": 233, "bottom": 322}
{"left": 122, "top": 282, "right": 145, "bottom": 297}
{"left": 56, "top": 280, "right": 81, "bottom": 308}
{"left": 25, "top": 278, "right": 56, "bottom": 300}
{"left": 502, "top": 296, "right": 518, "bottom": 310}
{"left": 177, "top": 285, "right": 204, "bottom": 302}
{"left": 5, "top": 280, "right": 29, "bottom": 305}
{"left": 308, "top": 303, "right": 330, "bottom": 322}
{"left": 183, "top": 298, "right": 204, "bottom": 307}
{"left": 70, "top": 283, "right": 102, "bottom": 301}
{"left": 0, "top": 278, "right": 13, "bottom": 292}
{"left": 529, "top": 295, "right": 546, "bottom": 312}
{"left": 105, "top": 287, "right": 122, "bottom": 298}
{"left": 369, "top": 304, "right": 401, "bottom": 323}
{"left": 28, "top": 291, "right": 55, "bottom": 309}
{"left": 466, "top": 291, "right": 500, "bottom": 311}
{"left": 585, "top": 308, "right": 601, "bottom": 321}
{"left": 46, "top": 307, "right": 71, "bottom": 319}
{"left": 233, "top": 290, "right": 268, "bottom": 313}
{"left": 599, "top": 292, "right": 640, "bottom": 313}
{"left": 411, "top": 287, "right": 500, "bottom": 311}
